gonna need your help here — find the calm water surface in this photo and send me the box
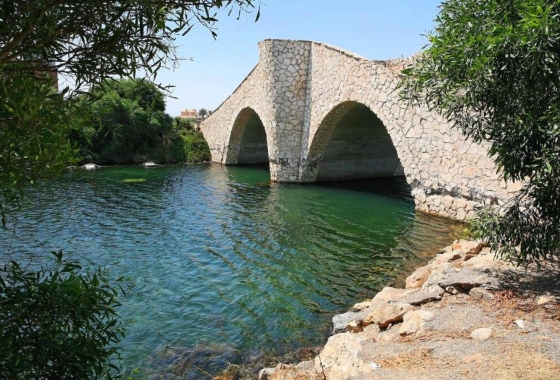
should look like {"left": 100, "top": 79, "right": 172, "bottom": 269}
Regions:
{"left": 0, "top": 165, "right": 461, "bottom": 376}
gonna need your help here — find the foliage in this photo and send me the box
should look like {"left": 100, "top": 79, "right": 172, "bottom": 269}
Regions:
{"left": 0, "top": 73, "right": 78, "bottom": 224}
{"left": 198, "top": 108, "right": 209, "bottom": 119}
{"left": 71, "top": 78, "right": 174, "bottom": 164}
{"left": 0, "top": 0, "right": 260, "bottom": 92}
{"left": 71, "top": 80, "right": 210, "bottom": 164}
{"left": 169, "top": 131, "right": 212, "bottom": 163}
{"left": 400, "top": 0, "right": 560, "bottom": 263}
{"left": 0, "top": 251, "right": 126, "bottom": 379}
{"left": 173, "top": 116, "right": 195, "bottom": 133}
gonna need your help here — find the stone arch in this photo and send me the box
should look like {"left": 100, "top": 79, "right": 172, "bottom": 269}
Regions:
{"left": 225, "top": 107, "right": 270, "bottom": 165}
{"left": 302, "top": 101, "right": 403, "bottom": 182}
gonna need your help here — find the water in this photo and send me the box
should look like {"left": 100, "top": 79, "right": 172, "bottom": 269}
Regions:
{"left": 0, "top": 165, "right": 462, "bottom": 377}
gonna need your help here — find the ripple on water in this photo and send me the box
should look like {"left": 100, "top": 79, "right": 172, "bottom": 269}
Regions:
{"left": 0, "top": 165, "right": 462, "bottom": 376}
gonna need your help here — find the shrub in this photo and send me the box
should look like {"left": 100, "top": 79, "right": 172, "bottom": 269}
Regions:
{"left": 0, "top": 251, "right": 126, "bottom": 379}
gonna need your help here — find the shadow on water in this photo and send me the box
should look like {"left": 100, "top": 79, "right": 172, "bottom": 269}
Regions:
{"left": 312, "top": 176, "right": 412, "bottom": 199}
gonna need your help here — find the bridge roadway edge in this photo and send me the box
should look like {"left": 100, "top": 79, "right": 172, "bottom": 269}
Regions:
{"left": 200, "top": 39, "right": 522, "bottom": 221}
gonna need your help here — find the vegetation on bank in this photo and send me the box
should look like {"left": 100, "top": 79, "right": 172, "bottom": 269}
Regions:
{"left": 400, "top": 0, "right": 560, "bottom": 264}
{"left": 71, "top": 78, "right": 211, "bottom": 165}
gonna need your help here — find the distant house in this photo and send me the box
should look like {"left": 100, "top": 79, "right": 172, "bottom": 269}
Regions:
{"left": 180, "top": 109, "right": 198, "bottom": 119}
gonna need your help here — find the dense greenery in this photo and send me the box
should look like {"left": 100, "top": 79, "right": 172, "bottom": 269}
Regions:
{"left": 72, "top": 78, "right": 210, "bottom": 164}
{"left": 167, "top": 125, "right": 212, "bottom": 163}
{"left": 0, "top": 74, "right": 77, "bottom": 224}
{"left": 0, "top": 0, "right": 258, "bottom": 377}
{"left": 400, "top": 0, "right": 560, "bottom": 263}
{"left": 0, "top": 252, "right": 126, "bottom": 379}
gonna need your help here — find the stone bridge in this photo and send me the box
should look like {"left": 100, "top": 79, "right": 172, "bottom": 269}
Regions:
{"left": 200, "top": 39, "right": 520, "bottom": 221}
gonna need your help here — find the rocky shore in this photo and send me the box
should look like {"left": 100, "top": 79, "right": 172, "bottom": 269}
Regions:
{"left": 259, "top": 240, "right": 560, "bottom": 380}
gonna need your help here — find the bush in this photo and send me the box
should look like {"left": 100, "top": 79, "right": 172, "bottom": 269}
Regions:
{"left": 0, "top": 251, "right": 126, "bottom": 379}
{"left": 71, "top": 79, "right": 174, "bottom": 164}
{"left": 167, "top": 131, "right": 211, "bottom": 163}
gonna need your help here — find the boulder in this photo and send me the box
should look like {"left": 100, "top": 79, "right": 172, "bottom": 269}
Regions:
{"left": 363, "top": 302, "right": 414, "bottom": 328}
{"left": 371, "top": 287, "right": 408, "bottom": 303}
{"left": 350, "top": 301, "right": 372, "bottom": 312}
{"left": 405, "top": 264, "right": 433, "bottom": 289}
{"left": 399, "top": 285, "right": 444, "bottom": 305}
{"left": 314, "top": 333, "right": 379, "bottom": 379}
{"left": 399, "top": 310, "right": 435, "bottom": 336}
{"left": 332, "top": 309, "right": 370, "bottom": 334}
{"left": 425, "top": 265, "right": 501, "bottom": 291}
{"left": 469, "top": 287, "right": 495, "bottom": 301}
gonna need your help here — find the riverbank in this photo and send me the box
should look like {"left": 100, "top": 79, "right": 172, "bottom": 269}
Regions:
{"left": 258, "top": 240, "right": 560, "bottom": 380}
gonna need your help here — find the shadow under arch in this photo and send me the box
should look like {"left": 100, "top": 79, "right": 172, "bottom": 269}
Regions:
{"left": 306, "top": 101, "right": 404, "bottom": 182}
{"left": 225, "top": 107, "right": 270, "bottom": 165}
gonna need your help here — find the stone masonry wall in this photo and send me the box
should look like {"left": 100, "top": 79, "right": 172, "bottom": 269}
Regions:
{"left": 201, "top": 39, "right": 521, "bottom": 221}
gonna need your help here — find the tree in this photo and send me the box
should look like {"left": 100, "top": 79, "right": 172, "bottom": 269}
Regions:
{"left": 0, "top": 0, "right": 260, "bottom": 376}
{"left": 400, "top": 0, "right": 560, "bottom": 263}
{"left": 198, "top": 107, "right": 209, "bottom": 119}
{"left": 72, "top": 78, "right": 174, "bottom": 164}
{"left": 0, "top": 1, "right": 260, "bottom": 92}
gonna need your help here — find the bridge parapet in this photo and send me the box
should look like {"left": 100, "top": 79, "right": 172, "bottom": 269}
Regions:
{"left": 201, "top": 39, "right": 521, "bottom": 221}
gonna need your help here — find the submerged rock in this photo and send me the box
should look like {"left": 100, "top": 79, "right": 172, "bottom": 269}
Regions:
{"left": 82, "top": 163, "right": 101, "bottom": 170}
{"left": 142, "top": 161, "right": 161, "bottom": 168}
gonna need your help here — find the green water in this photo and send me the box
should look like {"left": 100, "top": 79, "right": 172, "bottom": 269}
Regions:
{"left": 0, "top": 164, "right": 461, "bottom": 377}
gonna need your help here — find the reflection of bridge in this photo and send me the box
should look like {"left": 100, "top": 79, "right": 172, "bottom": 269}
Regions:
{"left": 200, "top": 39, "right": 520, "bottom": 220}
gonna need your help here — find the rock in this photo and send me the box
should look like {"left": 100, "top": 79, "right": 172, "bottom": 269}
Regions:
{"left": 431, "top": 252, "right": 462, "bottom": 266}
{"left": 399, "top": 285, "right": 444, "bottom": 305}
{"left": 399, "top": 310, "right": 435, "bottom": 336}
{"left": 332, "top": 309, "right": 369, "bottom": 334}
{"left": 370, "top": 362, "right": 382, "bottom": 370}
{"left": 445, "top": 285, "right": 461, "bottom": 295}
{"left": 347, "top": 321, "right": 363, "bottom": 333}
{"left": 362, "top": 324, "right": 381, "bottom": 340}
{"left": 471, "top": 327, "right": 492, "bottom": 341}
{"left": 425, "top": 265, "right": 501, "bottom": 291}
{"left": 469, "top": 287, "right": 495, "bottom": 301}
{"left": 264, "top": 361, "right": 319, "bottom": 380}
{"left": 462, "top": 353, "right": 484, "bottom": 363}
{"left": 377, "top": 325, "right": 402, "bottom": 342}
{"left": 371, "top": 287, "right": 408, "bottom": 303}
{"left": 454, "top": 240, "right": 485, "bottom": 256}
{"left": 82, "top": 163, "right": 100, "bottom": 170}
{"left": 350, "top": 301, "right": 372, "bottom": 312}
{"left": 142, "top": 161, "right": 161, "bottom": 168}
{"left": 405, "top": 265, "right": 432, "bottom": 289}
{"left": 537, "top": 295, "right": 554, "bottom": 305}
{"left": 363, "top": 302, "right": 414, "bottom": 328}
{"left": 315, "top": 332, "right": 378, "bottom": 379}
{"left": 259, "top": 367, "right": 276, "bottom": 380}
{"left": 514, "top": 320, "right": 526, "bottom": 329}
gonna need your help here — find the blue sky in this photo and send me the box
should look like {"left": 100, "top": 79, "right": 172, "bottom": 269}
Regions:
{"left": 160, "top": 0, "right": 443, "bottom": 116}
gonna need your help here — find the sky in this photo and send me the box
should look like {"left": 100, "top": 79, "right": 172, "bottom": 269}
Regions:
{"left": 159, "top": 0, "right": 443, "bottom": 117}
